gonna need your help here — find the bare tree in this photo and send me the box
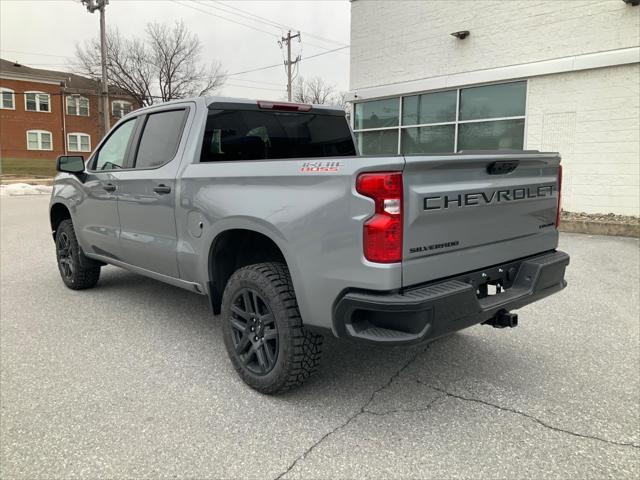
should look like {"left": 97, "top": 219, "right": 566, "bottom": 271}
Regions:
{"left": 75, "top": 21, "right": 224, "bottom": 106}
{"left": 76, "top": 28, "right": 153, "bottom": 106}
{"left": 293, "top": 76, "right": 336, "bottom": 105}
{"left": 333, "top": 91, "right": 350, "bottom": 112}
{"left": 292, "top": 76, "right": 350, "bottom": 114}
{"left": 147, "top": 21, "right": 224, "bottom": 100}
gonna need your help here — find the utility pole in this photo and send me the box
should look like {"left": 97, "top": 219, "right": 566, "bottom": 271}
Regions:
{"left": 280, "top": 30, "right": 300, "bottom": 101}
{"left": 82, "top": 0, "right": 110, "bottom": 137}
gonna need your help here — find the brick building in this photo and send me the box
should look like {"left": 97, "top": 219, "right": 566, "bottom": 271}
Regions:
{"left": 0, "top": 58, "right": 138, "bottom": 162}
{"left": 348, "top": 0, "right": 640, "bottom": 216}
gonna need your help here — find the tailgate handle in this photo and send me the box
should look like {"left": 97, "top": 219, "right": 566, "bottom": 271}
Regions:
{"left": 487, "top": 161, "right": 518, "bottom": 175}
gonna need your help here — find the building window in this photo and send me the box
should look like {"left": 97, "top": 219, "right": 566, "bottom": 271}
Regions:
{"left": 353, "top": 81, "right": 527, "bottom": 155}
{"left": 66, "top": 96, "right": 89, "bottom": 116}
{"left": 24, "top": 91, "right": 51, "bottom": 112}
{"left": 0, "top": 88, "right": 15, "bottom": 109}
{"left": 112, "top": 100, "right": 132, "bottom": 119}
{"left": 67, "top": 133, "right": 91, "bottom": 152}
{"left": 354, "top": 98, "right": 400, "bottom": 130}
{"left": 26, "top": 130, "right": 53, "bottom": 150}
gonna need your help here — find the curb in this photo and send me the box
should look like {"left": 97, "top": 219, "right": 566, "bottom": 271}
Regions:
{"left": 560, "top": 220, "right": 639, "bottom": 238}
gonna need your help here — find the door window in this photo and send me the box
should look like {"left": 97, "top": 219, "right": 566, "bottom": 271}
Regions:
{"left": 134, "top": 109, "right": 187, "bottom": 169}
{"left": 94, "top": 119, "right": 136, "bottom": 171}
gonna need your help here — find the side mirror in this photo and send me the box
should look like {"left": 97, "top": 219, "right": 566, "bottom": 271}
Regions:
{"left": 56, "top": 155, "right": 85, "bottom": 174}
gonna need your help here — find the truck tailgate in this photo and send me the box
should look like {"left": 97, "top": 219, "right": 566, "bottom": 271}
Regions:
{"left": 402, "top": 152, "right": 561, "bottom": 287}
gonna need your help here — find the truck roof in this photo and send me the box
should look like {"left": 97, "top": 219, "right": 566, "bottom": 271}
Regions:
{"left": 206, "top": 96, "right": 341, "bottom": 109}
{"left": 127, "top": 96, "right": 345, "bottom": 116}
{"left": 206, "top": 96, "right": 346, "bottom": 116}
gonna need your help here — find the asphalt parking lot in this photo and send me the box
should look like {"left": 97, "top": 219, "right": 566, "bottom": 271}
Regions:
{"left": 1, "top": 195, "right": 638, "bottom": 479}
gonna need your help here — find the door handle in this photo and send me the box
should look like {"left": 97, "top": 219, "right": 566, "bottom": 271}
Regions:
{"left": 153, "top": 184, "right": 172, "bottom": 195}
{"left": 103, "top": 183, "right": 116, "bottom": 193}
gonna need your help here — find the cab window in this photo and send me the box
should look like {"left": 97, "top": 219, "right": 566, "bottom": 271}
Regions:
{"left": 134, "top": 109, "right": 187, "bottom": 169}
{"left": 200, "top": 109, "right": 355, "bottom": 162}
{"left": 93, "top": 119, "right": 137, "bottom": 171}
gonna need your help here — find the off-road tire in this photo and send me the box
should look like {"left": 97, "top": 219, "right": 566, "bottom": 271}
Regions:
{"left": 55, "top": 219, "right": 101, "bottom": 290}
{"left": 221, "top": 262, "right": 323, "bottom": 394}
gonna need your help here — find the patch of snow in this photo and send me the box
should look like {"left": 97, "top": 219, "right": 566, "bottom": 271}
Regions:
{"left": 0, "top": 183, "right": 53, "bottom": 196}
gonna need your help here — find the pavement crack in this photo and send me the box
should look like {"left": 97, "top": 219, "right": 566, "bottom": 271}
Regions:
{"left": 362, "top": 394, "right": 445, "bottom": 417}
{"left": 419, "top": 381, "right": 640, "bottom": 449}
{"left": 273, "top": 346, "right": 429, "bottom": 480}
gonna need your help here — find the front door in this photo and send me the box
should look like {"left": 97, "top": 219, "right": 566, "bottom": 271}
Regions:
{"left": 74, "top": 117, "right": 138, "bottom": 260}
{"left": 116, "top": 106, "right": 190, "bottom": 278}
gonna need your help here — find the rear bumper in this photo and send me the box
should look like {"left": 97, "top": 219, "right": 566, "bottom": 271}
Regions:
{"left": 333, "top": 250, "right": 569, "bottom": 345}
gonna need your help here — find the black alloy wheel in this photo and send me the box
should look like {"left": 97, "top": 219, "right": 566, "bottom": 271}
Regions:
{"left": 54, "top": 219, "right": 101, "bottom": 290}
{"left": 229, "top": 288, "right": 279, "bottom": 375}
{"left": 57, "top": 231, "right": 75, "bottom": 281}
{"left": 221, "top": 262, "right": 323, "bottom": 394}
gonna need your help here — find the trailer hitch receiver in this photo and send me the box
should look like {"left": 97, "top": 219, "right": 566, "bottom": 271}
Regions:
{"left": 483, "top": 310, "right": 518, "bottom": 329}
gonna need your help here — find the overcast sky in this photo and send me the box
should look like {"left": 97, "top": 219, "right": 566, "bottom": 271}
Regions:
{"left": 0, "top": 0, "right": 351, "bottom": 100}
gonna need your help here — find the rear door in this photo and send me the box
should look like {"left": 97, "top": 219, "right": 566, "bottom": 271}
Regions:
{"left": 116, "top": 105, "right": 191, "bottom": 277}
{"left": 402, "top": 152, "right": 561, "bottom": 286}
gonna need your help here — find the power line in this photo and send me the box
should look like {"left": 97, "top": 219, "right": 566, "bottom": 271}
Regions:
{"left": 228, "top": 78, "right": 284, "bottom": 87}
{"left": 225, "top": 83, "right": 283, "bottom": 92}
{"left": 0, "top": 59, "right": 282, "bottom": 88}
{"left": 212, "top": 0, "right": 349, "bottom": 48}
{"left": 171, "top": 0, "right": 348, "bottom": 58}
{"left": 193, "top": 0, "right": 348, "bottom": 55}
{"left": 175, "top": 0, "right": 279, "bottom": 38}
{"left": 0, "top": 50, "right": 71, "bottom": 59}
{"left": 0, "top": 62, "right": 79, "bottom": 68}
{"left": 204, "top": 0, "right": 284, "bottom": 29}
{"left": 225, "top": 45, "right": 349, "bottom": 78}
{"left": 6, "top": 91, "right": 125, "bottom": 97}
{"left": 191, "top": 0, "right": 348, "bottom": 54}
{"left": 2, "top": 4, "right": 348, "bottom": 92}
{"left": 1, "top": 51, "right": 347, "bottom": 87}
{"left": 302, "top": 46, "right": 350, "bottom": 61}
{"left": 226, "top": 63, "right": 283, "bottom": 77}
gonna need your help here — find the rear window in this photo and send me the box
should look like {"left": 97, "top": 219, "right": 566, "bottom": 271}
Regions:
{"left": 200, "top": 109, "right": 355, "bottom": 162}
{"left": 135, "top": 109, "right": 187, "bottom": 169}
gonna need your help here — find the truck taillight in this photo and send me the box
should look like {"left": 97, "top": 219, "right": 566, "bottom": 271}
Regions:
{"left": 356, "top": 172, "right": 403, "bottom": 263}
{"left": 556, "top": 164, "right": 563, "bottom": 227}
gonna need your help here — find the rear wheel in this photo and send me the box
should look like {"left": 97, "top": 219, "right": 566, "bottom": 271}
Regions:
{"left": 55, "top": 219, "right": 101, "bottom": 290}
{"left": 221, "top": 262, "right": 323, "bottom": 394}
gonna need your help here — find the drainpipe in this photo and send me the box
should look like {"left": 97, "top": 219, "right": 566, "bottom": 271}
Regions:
{"left": 60, "top": 82, "right": 67, "bottom": 155}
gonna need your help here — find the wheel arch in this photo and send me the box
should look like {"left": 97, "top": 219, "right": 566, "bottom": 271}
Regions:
{"left": 50, "top": 202, "right": 72, "bottom": 241}
{"left": 207, "top": 228, "right": 291, "bottom": 315}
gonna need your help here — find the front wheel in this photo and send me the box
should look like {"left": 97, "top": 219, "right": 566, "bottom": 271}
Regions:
{"left": 221, "top": 262, "right": 323, "bottom": 394}
{"left": 55, "top": 219, "right": 101, "bottom": 290}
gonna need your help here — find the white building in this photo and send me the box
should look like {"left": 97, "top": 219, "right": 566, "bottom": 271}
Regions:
{"left": 349, "top": 0, "right": 640, "bottom": 216}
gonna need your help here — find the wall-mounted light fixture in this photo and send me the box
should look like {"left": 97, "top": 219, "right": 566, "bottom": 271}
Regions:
{"left": 622, "top": 0, "right": 639, "bottom": 6}
{"left": 451, "top": 30, "right": 470, "bottom": 40}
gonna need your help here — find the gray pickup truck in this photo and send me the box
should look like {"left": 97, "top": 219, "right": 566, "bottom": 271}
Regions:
{"left": 50, "top": 97, "right": 569, "bottom": 393}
